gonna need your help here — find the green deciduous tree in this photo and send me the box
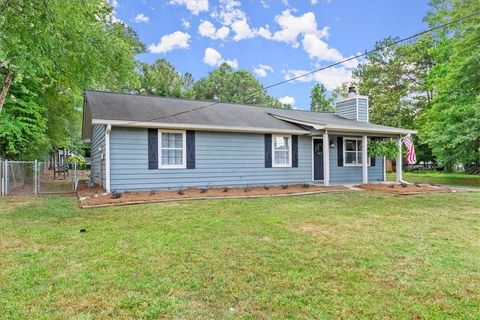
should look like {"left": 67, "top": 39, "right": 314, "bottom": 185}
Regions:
{"left": 419, "top": 0, "right": 480, "bottom": 171}
{"left": 137, "top": 59, "right": 193, "bottom": 98}
{"left": 0, "top": 79, "right": 48, "bottom": 159}
{"left": 351, "top": 36, "right": 435, "bottom": 163}
{"left": 310, "top": 83, "right": 334, "bottom": 112}
{"left": 190, "top": 63, "right": 290, "bottom": 108}
{"left": 0, "top": 0, "right": 144, "bottom": 159}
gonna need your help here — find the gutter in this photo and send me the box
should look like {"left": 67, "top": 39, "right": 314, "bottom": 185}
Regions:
{"left": 269, "top": 113, "right": 417, "bottom": 135}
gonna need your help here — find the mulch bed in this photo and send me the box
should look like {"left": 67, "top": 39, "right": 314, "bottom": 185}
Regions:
{"left": 358, "top": 183, "right": 454, "bottom": 195}
{"left": 77, "top": 181, "right": 349, "bottom": 208}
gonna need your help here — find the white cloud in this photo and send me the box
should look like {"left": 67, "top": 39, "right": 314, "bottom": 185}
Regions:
{"left": 284, "top": 66, "right": 353, "bottom": 91}
{"left": 270, "top": 10, "right": 323, "bottom": 45}
{"left": 134, "top": 13, "right": 149, "bottom": 23}
{"left": 311, "top": 0, "right": 318, "bottom": 4}
{"left": 211, "top": 0, "right": 246, "bottom": 26}
{"left": 203, "top": 47, "right": 238, "bottom": 68}
{"left": 253, "top": 64, "right": 274, "bottom": 77}
{"left": 198, "top": 20, "right": 230, "bottom": 40}
{"left": 231, "top": 19, "right": 256, "bottom": 41}
{"left": 149, "top": 31, "right": 191, "bottom": 54}
{"left": 169, "top": 0, "right": 208, "bottom": 15}
{"left": 302, "top": 33, "right": 343, "bottom": 62}
{"left": 211, "top": 0, "right": 262, "bottom": 42}
{"left": 279, "top": 96, "right": 295, "bottom": 106}
{"left": 182, "top": 18, "right": 190, "bottom": 29}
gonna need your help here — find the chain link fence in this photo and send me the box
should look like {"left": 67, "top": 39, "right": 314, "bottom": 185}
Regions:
{"left": 0, "top": 160, "right": 79, "bottom": 196}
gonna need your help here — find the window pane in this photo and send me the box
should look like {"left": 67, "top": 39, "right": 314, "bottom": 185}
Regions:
{"left": 175, "top": 150, "right": 182, "bottom": 165}
{"left": 273, "top": 136, "right": 290, "bottom": 165}
{"left": 160, "top": 132, "right": 184, "bottom": 166}
{"left": 358, "top": 152, "right": 363, "bottom": 164}
{"left": 162, "top": 133, "right": 183, "bottom": 148}
{"left": 161, "top": 149, "right": 183, "bottom": 166}
{"left": 345, "top": 152, "right": 356, "bottom": 164}
{"left": 345, "top": 140, "right": 356, "bottom": 151}
{"left": 274, "top": 136, "right": 289, "bottom": 150}
{"left": 274, "top": 150, "right": 289, "bottom": 165}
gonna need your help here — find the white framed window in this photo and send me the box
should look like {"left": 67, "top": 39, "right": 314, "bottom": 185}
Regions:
{"left": 272, "top": 135, "right": 292, "bottom": 167}
{"left": 343, "top": 137, "right": 369, "bottom": 166}
{"left": 158, "top": 130, "right": 186, "bottom": 169}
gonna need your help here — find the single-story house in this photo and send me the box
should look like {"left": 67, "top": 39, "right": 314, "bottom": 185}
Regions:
{"left": 81, "top": 89, "right": 415, "bottom": 192}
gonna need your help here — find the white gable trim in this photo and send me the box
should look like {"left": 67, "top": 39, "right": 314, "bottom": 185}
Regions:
{"left": 92, "top": 119, "right": 310, "bottom": 135}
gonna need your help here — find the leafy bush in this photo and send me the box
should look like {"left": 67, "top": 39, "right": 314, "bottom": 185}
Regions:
{"left": 67, "top": 154, "right": 86, "bottom": 165}
{"left": 368, "top": 139, "right": 399, "bottom": 159}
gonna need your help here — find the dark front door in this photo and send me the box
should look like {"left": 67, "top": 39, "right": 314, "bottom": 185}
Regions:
{"left": 313, "top": 139, "right": 324, "bottom": 181}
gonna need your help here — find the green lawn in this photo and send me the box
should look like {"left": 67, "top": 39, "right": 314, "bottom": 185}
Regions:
{"left": 387, "top": 170, "right": 480, "bottom": 187}
{"left": 1, "top": 192, "right": 480, "bottom": 319}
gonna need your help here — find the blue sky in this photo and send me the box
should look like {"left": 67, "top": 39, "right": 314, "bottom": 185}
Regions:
{"left": 112, "top": 0, "right": 430, "bottom": 110}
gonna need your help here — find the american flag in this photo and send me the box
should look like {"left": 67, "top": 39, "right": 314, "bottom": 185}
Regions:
{"left": 403, "top": 134, "right": 416, "bottom": 164}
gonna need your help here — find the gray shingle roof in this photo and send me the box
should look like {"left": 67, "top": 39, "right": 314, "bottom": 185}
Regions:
{"left": 82, "top": 90, "right": 414, "bottom": 140}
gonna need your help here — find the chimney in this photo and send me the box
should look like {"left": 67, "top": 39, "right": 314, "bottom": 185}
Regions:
{"left": 335, "top": 86, "right": 369, "bottom": 122}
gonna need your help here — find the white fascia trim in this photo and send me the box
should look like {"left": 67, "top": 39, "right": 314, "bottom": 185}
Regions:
{"left": 92, "top": 119, "right": 310, "bottom": 135}
{"left": 326, "top": 125, "right": 417, "bottom": 135}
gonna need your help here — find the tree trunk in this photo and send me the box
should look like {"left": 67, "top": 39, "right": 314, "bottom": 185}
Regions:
{"left": 0, "top": 71, "right": 14, "bottom": 114}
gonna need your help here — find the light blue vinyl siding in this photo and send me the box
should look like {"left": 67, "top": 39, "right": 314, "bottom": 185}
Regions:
{"left": 329, "top": 135, "right": 384, "bottom": 184}
{"left": 335, "top": 98, "right": 357, "bottom": 120}
{"left": 335, "top": 97, "right": 369, "bottom": 122}
{"left": 90, "top": 124, "right": 105, "bottom": 185}
{"left": 109, "top": 128, "right": 312, "bottom": 191}
{"left": 104, "top": 128, "right": 384, "bottom": 191}
{"left": 357, "top": 98, "right": 368, "bottom": 122}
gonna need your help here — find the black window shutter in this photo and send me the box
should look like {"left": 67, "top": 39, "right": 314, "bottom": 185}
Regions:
{"left": 265, "top": 134, "right": 272, "bottom": 168}
{"left": 337, "top": 137, "right": 343, "bottom": 167}
{"left": 148, "top": 129, "right": 158, "bottom": 169}
{"left": 292, "top": 135, "right": 298, "bottom": 167}
{"left": 370, "top": 138, "right": 376, "bottom": 166}
{"left": 186, "top": 130, "right": 195, "bottom": 169}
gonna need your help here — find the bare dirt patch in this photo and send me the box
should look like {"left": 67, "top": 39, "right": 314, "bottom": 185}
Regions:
{"left": 77, "top": 182, "right": 349, "bottom": 208}
{"left": 359, "top": 183, "right": 453, "bottom": 195}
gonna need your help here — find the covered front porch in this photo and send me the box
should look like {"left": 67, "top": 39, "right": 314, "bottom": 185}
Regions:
{"left": 309, "top": 130, "right": 405, "bottom": 186}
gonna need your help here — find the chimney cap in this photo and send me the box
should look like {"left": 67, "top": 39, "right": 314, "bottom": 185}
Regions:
{"left": 348, "top": 86, "right": 357, "bottom": 97}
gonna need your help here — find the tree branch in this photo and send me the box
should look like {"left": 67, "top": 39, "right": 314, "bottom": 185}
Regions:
{"left": 0, "top": 71, "right": 14, "bottom": 114}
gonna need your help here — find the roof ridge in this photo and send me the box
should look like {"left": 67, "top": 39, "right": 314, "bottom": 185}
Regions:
{"left": 84, "top": 89, "right": 336, "bottom": 114}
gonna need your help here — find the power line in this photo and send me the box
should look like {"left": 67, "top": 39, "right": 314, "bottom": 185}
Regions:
{"left": 127, "top": 10, "right": 480, "bottom": 124}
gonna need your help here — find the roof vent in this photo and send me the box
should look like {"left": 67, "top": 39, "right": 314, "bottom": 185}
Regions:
{"left": 348, "top": 86, "right": 357, "bottom": 97}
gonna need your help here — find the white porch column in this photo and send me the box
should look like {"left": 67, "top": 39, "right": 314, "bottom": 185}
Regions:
{"left": 362, "top": 135, "right": 368, "bottom": 184}
{"left": 105, "top": 124, "right": 112, "bottom": 193}
{"left": 323, "top": 131, "right": 330, "bottom": 186}
{"left": 396, "top": 136, "right": 402, "bottom": 182}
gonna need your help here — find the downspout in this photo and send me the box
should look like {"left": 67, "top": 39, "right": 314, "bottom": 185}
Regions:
{"left": 105, "top": 124, "right": 111, "bottom": 193}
